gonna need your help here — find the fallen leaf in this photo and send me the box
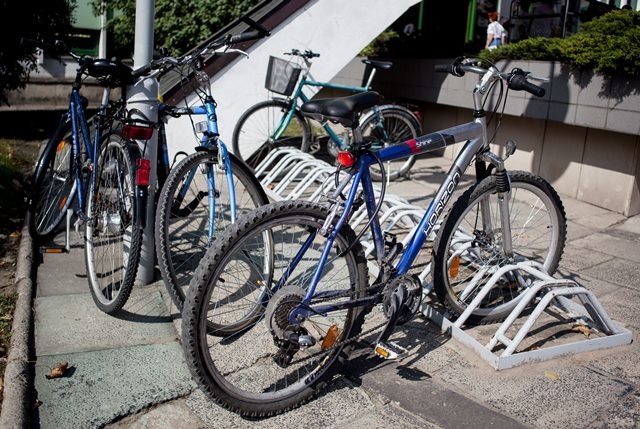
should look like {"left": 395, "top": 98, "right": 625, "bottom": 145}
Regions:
{"left": 544, "top": 370, "right": 560, "bottom": 381}
{"left": 45, "top": 362, "right": 69, "bottom": 379}
{"left": 572, "top": 324, "right": 591, "bottom": 337}
{"left": 33, "top": 399, "right": 43, "bottom": 409}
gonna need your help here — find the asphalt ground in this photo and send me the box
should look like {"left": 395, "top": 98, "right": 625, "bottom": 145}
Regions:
{"left": 3, "top": 155, "right": 640, "bottom": 429}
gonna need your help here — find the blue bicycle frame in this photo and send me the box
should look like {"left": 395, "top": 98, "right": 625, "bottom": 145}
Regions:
{"left": 284, "top": 119, "right": 487, "bottom": 321}
{"left": 68, "top": 85, "right": 113, "bottom": 217}
{"left": 158, "top": 98, "right": 238, "bottom": 242}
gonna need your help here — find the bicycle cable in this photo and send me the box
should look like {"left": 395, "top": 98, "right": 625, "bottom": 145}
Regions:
{"left": 337, "top": 149, "right": 388, "bottom": 257}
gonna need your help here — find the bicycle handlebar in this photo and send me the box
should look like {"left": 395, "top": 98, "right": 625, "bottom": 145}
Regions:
{"left": 435, "top": 57, "right": 546, "bottom": 97}
{"left": 285, "top": 49, "right": 320, "bottom": 59}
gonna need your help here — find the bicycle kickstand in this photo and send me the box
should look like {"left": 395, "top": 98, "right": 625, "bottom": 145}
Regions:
{"left": 39, "top": 209, "right": 73, "bottom": 254}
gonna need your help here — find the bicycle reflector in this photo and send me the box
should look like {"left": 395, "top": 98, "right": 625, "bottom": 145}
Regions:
{"left": 122, "top": 123, "right": 154, "bottom": 140}
{"left": 337, "top": 151, "right": 355, "bottom": 167}
{"left": 136, "top": 159, "right": 151, "bottom": 186}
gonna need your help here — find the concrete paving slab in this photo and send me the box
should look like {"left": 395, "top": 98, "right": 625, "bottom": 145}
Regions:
{"left": 105, "top": 398, "right": 207, "bottom": 429}
{"left": 353, "top": 355, "right": 531, "bottom": 429}
{"left": 581, "top": 258, "right": 640, "bottom": 291}
{"left": 558, "top": 242, "right": 615, "bottom": 273}
{"left": 35, "top": 286, "right": 177, "bottom": 356}
{"left": 184, "top": 378, "right": 433, "bottom": 429}
{"left": 594, "top": 286, "right": 640, "bottom": 330}
{"left": 570, "top": 232, "right": 640, "bottom": 263}
{"left": 613, "top": 214, "right": 640, "bottom": 235}
{"left": 564, "top": 220, "right": 595, "bottom": 242}
{"left": 33, "top": 343, "right": 194, "bottom": 429}
{"left": 36, "top": 244, "right": 89, "bottom": 297}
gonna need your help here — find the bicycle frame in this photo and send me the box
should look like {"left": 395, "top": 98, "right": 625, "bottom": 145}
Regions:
{"left": 68, "top": 85, "right": 112, "bottom": 217}
{"left": 284, "top": 76, "right": 517, "bottom": 321}
{"left": 157, "top": 97, "right": 238, "bottom": 242}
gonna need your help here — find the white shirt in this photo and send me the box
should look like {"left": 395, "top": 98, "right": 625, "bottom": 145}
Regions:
{"left": 487, "top": 21, "right": 506, "bottom": 41}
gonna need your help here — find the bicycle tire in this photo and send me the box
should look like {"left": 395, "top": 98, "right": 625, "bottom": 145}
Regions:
{"left": 85, "top": 134, "right": 143, "bottom": 314}
{"left": 29, "top": 120, "right": 77, "bottom": 239}
{"left": 155, "top": 150, "right": 269, "bottom": 310}
{"left": 362, "top": 105, "right": 421, "bottom": 181}
{"left": 232, "top": 99, "right": 311, "bottom": 170}
{"left": 182, "top": 200, "right": 369, "bottom": 417}
{"left": 432, "top": 171, "right": 566, "bottom": 325}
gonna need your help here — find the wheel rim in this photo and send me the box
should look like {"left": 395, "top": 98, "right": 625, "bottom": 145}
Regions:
{"left": 196, "top": 214, "right": 359, "bottom": 402}
{"left": 163, "top": 155, "right": 264, "bottom": 304}
{"left": 86, "top": 142, "right": 136, "bottom": 307}
{"left": 443, "top": 181, "right": 562, "bottom": 316}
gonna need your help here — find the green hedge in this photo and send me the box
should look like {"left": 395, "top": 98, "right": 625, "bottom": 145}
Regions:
{"left": 479, "top": 10, "right": 640, "bottom": 77}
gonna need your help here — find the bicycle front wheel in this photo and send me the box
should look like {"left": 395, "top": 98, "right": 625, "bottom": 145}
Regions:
{"left": 432, "top": 171, "right": 566, "bottom": 325}
{"left": 182, "top": 200, "right": 368, "bottom": 417}
{"left": 362, "top": 105, "right": 420, "bottom": 181}
{"left": 85, "top": 135, "right": 143, "bottom": 314}
{"left": 155, "top": 150, "right": 268, "bottom": 310}
{"left": 232, "top": 99, "right": 311, "bottom": 170}
{"left": 30, "top": 121, "right": 76, "bottom": 239}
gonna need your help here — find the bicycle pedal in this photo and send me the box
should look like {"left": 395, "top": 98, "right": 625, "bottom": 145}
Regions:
{"left": 373, "top": 341, "right": 407, "bottom": 360}
{"left": 39, "top": 246, "right": 68, "bottom": 254}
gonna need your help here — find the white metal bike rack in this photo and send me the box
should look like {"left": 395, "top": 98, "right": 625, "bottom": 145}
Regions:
{"left": 423, "top": 261, "right": 633, "bottom": 370}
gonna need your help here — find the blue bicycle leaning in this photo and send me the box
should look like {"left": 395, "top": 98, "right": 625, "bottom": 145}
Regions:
{"left": 153, "top": 24, "right": 270, "bottom": 311}
{"left": 181, "top": 57, "right": 567, "bottom": 416}
{"left": 27, "top": 39, "right": 156, "bottom": 313}
{"left": 231, "top": 49, "right": 422, "bottom": 180}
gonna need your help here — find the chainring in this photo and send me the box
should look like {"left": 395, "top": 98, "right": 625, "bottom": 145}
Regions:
{"left": 382, "top": 274, "right": 423, "bottom": 325}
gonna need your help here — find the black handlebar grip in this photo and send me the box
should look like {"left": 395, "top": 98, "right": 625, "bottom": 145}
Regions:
{"left": 508, "top": 74, "right": 546, "bottom": 97}
{"left": 434, "top": 64, "right": 449, "bottom": 73}
{"left": 229, "top": 30, "right": 262, "bottom": 44}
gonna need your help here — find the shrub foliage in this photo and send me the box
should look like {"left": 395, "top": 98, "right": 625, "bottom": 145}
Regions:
{"left": 479, "top": 10, "right": 640, "bottom": 77}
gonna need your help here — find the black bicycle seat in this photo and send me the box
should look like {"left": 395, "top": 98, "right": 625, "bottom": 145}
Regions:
{"left": 86, "top": 59, "right": 135, "bottom": 88}
{"left": 361, "top": 59, "right": 393, "bottom": 70}
{"left": 300, "top": 91, "right": 382, "bottom": 128}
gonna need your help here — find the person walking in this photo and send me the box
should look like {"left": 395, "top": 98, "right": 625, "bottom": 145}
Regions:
{"left": 485, "top": 11, "right": 507, "bottom": 50}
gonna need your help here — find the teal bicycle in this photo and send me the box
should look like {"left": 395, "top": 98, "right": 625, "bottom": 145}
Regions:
{"left": 231, "top": 49, "right": 422, "bottom": 180}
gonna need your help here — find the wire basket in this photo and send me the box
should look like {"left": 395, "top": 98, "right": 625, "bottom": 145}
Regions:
{"left": 265, "top": 56, "right": 302, "bottom": 96}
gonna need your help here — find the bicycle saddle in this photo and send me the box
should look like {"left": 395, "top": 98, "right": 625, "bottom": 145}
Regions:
{"left": 300, "top": 91, "right": 382, "bottom": 128}
{"left": 86, "top": 59, "right": 135, "bottom": 88}
{"left": 361, "top": 59, "right": 393, "bottom": 70}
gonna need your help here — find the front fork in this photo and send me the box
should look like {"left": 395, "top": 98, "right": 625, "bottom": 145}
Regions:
{"left": 476, "top": 151, "right": 513, "bottom": 259}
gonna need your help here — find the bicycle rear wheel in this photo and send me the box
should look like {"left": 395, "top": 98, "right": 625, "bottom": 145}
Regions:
{"left": 85, "top": 135, "right": 143, "bottom": 314}
{"left": 30, "top": 120, "right": 76, "bottom": 239}
{"left": 182, "top": 200, "right": 368, "bottom": 417}
{"left": 155, "top": 150, "right": 268, "bottom": 310}
{"left": 432, "top": 171, "right": 566, "bottom": 325}
{"left": 362, "top": 105, "right": 420, "bottom": 181}
{"left": 232, "top": 99, "right": 311, "bottom": 170}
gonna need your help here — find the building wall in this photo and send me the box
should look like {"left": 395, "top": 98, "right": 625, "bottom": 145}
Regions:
{"left": 332, "top": 57, "right": 640, "bottom": 216}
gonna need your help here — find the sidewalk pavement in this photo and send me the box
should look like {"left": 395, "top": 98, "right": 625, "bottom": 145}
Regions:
{"left": 7, "top": 156, "right": 640, "bottom": 428}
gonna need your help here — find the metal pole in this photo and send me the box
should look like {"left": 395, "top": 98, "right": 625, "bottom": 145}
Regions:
{"left": 98, "top": 0, "right": 107, "bottom": 58}
{"left": 128, "top": 0, "right": 157, "bottom": 285}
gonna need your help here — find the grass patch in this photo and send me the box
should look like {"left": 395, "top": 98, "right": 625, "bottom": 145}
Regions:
{"left": 0, "top": 293, "right": 17, "bottom": 377}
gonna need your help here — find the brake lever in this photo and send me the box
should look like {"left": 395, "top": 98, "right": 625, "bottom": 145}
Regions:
{"left": 219, "top": 48, "right": 249, "bottom": 58}
{"left": 527, "top": 74, "right": 550, "bottom": 83}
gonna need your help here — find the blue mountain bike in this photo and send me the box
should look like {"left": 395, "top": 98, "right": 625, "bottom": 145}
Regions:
{"left": 181, "top": 58, "right": 567, "bottom": 416}
{"left": 154, "top": 26, "right": 270, "bottom": 311}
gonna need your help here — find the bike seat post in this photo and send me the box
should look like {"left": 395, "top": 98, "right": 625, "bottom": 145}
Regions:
{"left": 363, "top": 67, "right": 377, "bottom": 90}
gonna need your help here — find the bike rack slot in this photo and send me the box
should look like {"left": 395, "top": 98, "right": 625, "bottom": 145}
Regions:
{"left": 423, "top": 261, "right": 633, "bottom": 370}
